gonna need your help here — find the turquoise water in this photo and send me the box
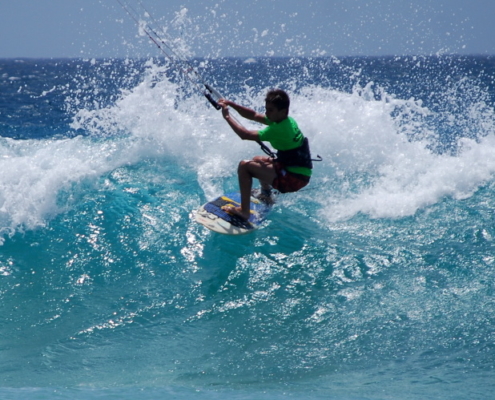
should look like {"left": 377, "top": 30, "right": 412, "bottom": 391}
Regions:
{"left": 1, "top": 56, "right": 495, "bottom": 399}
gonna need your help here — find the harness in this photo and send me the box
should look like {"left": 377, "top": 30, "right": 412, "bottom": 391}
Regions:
{"left": 275, "top": 137, "right": 321, "bottom": 169}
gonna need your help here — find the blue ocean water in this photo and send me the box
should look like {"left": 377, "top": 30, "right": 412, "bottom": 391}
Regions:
{"left": 1, "top": 55, "right": 495, "bottom": 400}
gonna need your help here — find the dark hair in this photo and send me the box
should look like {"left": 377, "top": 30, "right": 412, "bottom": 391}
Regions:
{"left": 265, "top": 89, "right": 290, "bottom": 111}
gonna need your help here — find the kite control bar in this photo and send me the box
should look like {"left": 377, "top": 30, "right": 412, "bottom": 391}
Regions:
{"left": 204, "top": 84, "right": 222, "bottom": 110}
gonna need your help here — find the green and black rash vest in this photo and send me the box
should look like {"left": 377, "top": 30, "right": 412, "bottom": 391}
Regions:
{"left": 258, "top": 116, "right": 312, "bottom": 177}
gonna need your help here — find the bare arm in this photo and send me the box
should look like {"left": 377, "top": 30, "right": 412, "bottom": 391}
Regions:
{"left": 219, "top": 99, "right": 266, "bottom": 125}
{"left": 220, "top": 102, "right": 260, "bottom": 141}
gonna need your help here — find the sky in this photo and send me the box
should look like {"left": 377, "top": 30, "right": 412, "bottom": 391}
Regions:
{"left": 1, "top": 0, "right": 494, "bottom": 58}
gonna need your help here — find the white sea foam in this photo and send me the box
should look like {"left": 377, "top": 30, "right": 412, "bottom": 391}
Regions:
{"left": 2, "top": 59, "right": 495, "bottom": 244}
{"left": 0, "top": 62, "right": 238, "bottom": 244}
{"left": 81, "top": 68, "right": 495, "bottom": 222}
{"left": 0, "top": 136, "right": 129, "bottom": 244}
{"left": 297, "top": 83, "right": 495, "bottom": 221}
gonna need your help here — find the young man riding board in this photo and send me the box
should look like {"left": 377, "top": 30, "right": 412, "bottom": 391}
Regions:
{"left": 219, "top": 89, "right": 313, "bottom": 220}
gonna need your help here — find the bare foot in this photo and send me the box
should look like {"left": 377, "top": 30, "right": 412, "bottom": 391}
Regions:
{"left": 222, "top": 204, "right": 251, "bottom": 220}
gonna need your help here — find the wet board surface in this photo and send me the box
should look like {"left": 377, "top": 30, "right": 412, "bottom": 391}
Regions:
{"left": 194, "top": 191, "right": 275, "bottom": 235}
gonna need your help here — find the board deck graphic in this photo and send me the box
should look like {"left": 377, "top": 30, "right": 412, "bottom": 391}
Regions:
{"left": 194, "top": 191, "right": 275, "bottom": 235}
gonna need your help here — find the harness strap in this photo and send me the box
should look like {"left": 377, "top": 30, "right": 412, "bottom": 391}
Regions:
{"left": 258, "top": 137, "right": 323, "bottom": 164}
{"left": 257, "top": 140, "right": 277, "bottom": 158}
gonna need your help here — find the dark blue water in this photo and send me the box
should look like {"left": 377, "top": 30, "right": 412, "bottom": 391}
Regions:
{"left": 1, "top": 55, "right": 495, "bottom": 399}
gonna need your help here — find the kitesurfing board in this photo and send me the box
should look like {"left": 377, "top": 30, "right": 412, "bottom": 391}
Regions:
{"left": 194, "top": 191, "right": 274, "bottom": 235}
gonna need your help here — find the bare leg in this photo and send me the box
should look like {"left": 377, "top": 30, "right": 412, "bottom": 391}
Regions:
{"left": 251, "top": 156, "right": 275, "bottom": 192}
{"left": 223, "top": 156, "right": 276, "bottom": 220}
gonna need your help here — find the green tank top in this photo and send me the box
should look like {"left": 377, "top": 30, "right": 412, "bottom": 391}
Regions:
{"left": 258, "top": 116, "right": 312, "bottom": 176}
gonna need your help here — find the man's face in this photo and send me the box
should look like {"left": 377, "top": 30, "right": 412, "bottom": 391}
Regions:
{"left": 265, "top": 102, "right": 288, "bottom": 122}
